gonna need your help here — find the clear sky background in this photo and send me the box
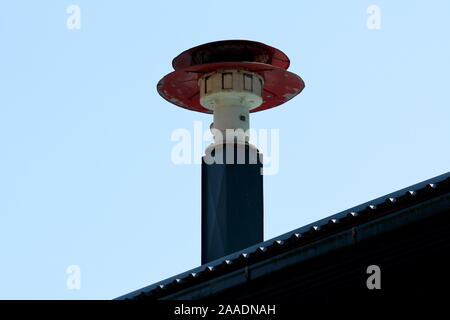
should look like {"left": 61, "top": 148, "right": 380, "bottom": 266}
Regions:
{"left": 0, "top": 0, "right": 449, "bottom": 299}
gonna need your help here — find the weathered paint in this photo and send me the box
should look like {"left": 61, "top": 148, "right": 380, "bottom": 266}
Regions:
{"left": 157, "top": 62, "right": 304, "bottom": 114}
{"left": 156, "top": 40, "right": 304, "bottom": 114}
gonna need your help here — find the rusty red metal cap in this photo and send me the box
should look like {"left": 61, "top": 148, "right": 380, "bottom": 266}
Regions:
{"left": 172, "top": 40, "right": 291, "bottom": 70}
{"left": 157, "top": 40, "right": 304, "bottom": 114}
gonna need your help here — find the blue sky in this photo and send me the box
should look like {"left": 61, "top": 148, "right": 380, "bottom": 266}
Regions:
{"left": 0, "top": 0, "right": 449, "bottom": 299}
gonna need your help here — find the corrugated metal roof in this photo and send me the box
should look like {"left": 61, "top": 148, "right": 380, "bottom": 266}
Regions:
{"left": 117, "top": 172, "right": 450, "bottom": 300}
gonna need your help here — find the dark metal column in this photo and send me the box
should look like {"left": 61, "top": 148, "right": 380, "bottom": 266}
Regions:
{"left": 201, "top": 145, "right": 263, "bottom": 264}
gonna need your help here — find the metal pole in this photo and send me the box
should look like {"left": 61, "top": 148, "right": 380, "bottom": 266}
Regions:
{"left": 199, "top": 69, "right": 264, "bottom": 264}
